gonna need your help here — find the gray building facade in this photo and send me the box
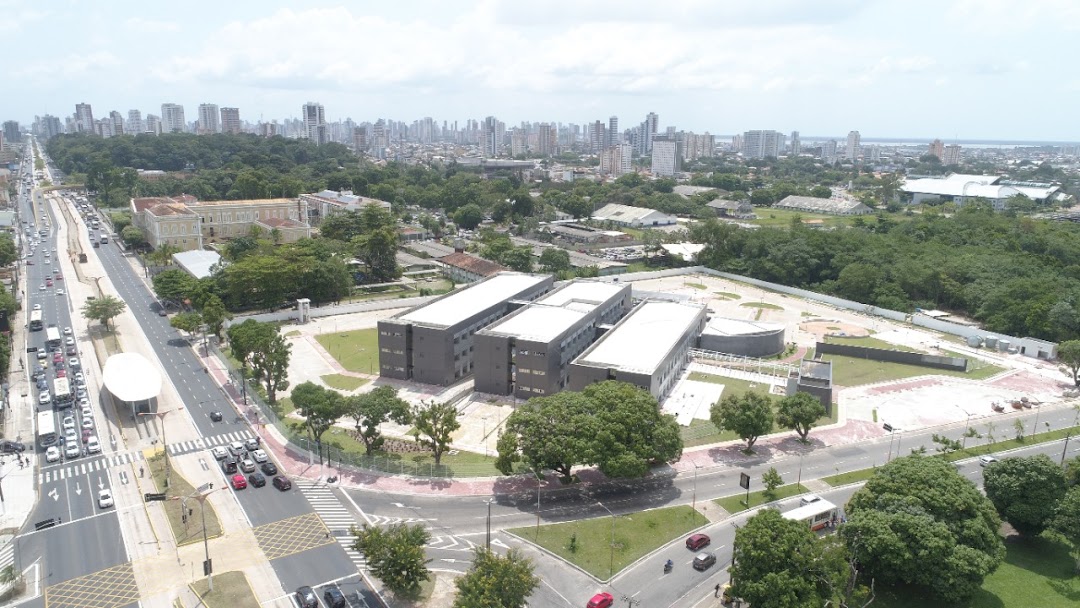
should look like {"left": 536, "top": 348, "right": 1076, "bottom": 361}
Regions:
{"left": 378, "top": 273, "right": 553, "bottom": 386}
{"left": 473, "top": 280, "right": 632, "bottom": 399}
{"left": 569, "top": 300, "right": 707, "bottom": 400}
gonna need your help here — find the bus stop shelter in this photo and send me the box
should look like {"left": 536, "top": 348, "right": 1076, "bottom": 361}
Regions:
{"left": 102, "top": 353, "right": 162, "bottom": 417}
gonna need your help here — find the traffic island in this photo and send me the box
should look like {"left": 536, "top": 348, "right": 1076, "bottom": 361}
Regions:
{"left": 507, "top": 505, "right": 707, "bottom": 580}
{"left": 714, "top": 482, "right": 812, "bottom": 514}
{"left": 146, "top": 452, "right": 223, "bottom": 546}
{"left": 189, "top": 571, "right": 259, "bottom": 608}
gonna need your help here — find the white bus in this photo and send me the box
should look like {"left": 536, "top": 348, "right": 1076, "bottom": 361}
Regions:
{"left": 37, "top": 410, "right": 57, "bottom": 447}
{"left": 782, "top": 496, "right": 840, "bottom": 532}
{"left": 53, "top": 377, "right": 73, "bottom": 407}
{"left": 45, "top": 325, "right": 62, "bottom": 348}
{"left": 29, "top": 310, "right": 43, "bottom": 331}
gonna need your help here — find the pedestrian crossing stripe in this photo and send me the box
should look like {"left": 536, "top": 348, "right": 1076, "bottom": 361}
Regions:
{"left": 166, "top": 430, "right": 256, "bottom": 456}
{"left": 38, "top": 451, "right": 143, "bottom": 484}
{"left": 0, "top": 543, "right": 14, "bottom": 572}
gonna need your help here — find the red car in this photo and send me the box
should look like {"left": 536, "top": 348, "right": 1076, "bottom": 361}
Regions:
{"left": 231, "top": 474, "right": 247, "bottom": 490}
{"left": 45, "top": 280, "right": 53, "bottom": 287}
{"left": 587, "top": 593, "right": 614, "bottom": 608}
{"left": 686, "top": 533, "right": 711, "bottom": 551}
{"left": 56, "top": 369, "right": 67, "bottom": 378}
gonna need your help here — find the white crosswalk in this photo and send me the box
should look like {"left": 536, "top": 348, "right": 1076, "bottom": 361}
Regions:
{"left": 167, "top": 430, "right": 256, "bottom": 456}
{"left": 296, "top": 482, "right": 367, "bottom": 569}
{"left": 39, "top": 451, "right": 142, "bottom": 484}
{"left": 0, "top": 542, "right": 14, "bottom": 574}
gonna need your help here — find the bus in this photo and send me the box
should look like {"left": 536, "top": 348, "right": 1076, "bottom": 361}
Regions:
{"left": 53, "top": 377, "right": 73, "bottom": 408}
{"left": 29, "top": 310, "right": 43, "bottom": 331}
{"left": 782, "top": 496, "right": 840, "bottom": 532}
{"left": 45, "top": 325, "right": 61, "bottom": 348}
{"left": 37, "top": 410, "right": 57, "bottom": 448}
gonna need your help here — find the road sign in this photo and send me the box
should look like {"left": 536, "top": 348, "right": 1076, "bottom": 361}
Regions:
{"left": 197, "top": 482, "right": 212, "bottom": 493}
{"left": 144, "top": 492, "right": 167, "bottom": 502}
{"left": 739, "top": 473, "right": 750, "bottom": 490}
{"left": 883, "top": 423, "right": 894, "bottom": 432}
{"left": 35, "top": 518, "right": 59, "bottom": 530}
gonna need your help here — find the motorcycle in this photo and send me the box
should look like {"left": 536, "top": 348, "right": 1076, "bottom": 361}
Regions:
{"left": 664, "top": 559, "right": 673, "bottom": 574}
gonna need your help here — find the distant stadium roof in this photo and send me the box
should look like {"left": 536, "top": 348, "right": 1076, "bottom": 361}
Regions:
{"left": 901, "top": 173, "right": 1061, "bottom": 201}
{"left": 102, "top": 353, "right": 162, "bottom": 402}
{"left": 172, "top": 249, "right": 222, "bottom": 280}
{"left": 592, "top": 203, "right": 677, "bottom": 226}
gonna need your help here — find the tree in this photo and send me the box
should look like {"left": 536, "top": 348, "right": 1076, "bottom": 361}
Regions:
{"left": 496, "top": 391, "right": 594, "bottom": 481}
{"left": 170, "top": 312, "right": 203, "bottom": 338}
{"left": 352, "top": 523, "right": 430, "bottom": 598}
{"left": 809, "top": 185, "right": 832, "bottom": 198}
{"left": 1058, "top": 340, "right": 1080, "bottom": 386}
{"left": 710, "top": 392, "right": 775, "bottom": 451}
{"left": 538, "top": 247, "right": 571, "bottom": 273}
{"left": 453, "top": 547, "right": 539, "bottom": 608}
{"left": 1050, "top": 486, "right": 1080, "bottom": 573}
{"left": 983, "top": 454, "right": 1067, "bottom": 536}
{"left": 762, "top": 467, "right": 783, "bottom": 499}
{"left": 151, "top": 268, "right": 197, "bottom": 304}
{"left": 290, "top": 382, "right": 345, "bottom": 464}
{"left": 82, "top": 295, "right": 127, "bottom": 329}
{"left": 411, "top": 400, "right": 460, "bottom": 466}
{"left": 121, "top": 225, "right": 147, "bottom": 249}
{"left": 501, "top": 246, "right": 534, "bottom": 273}
{"left": 776, "top": 392, "right": 826, "bottom": 442}
{"left": 843, "top": 455, "right": 1005, "bottom": 604}
{"left": 200, "top": 294, "right": 229, "bottom": 338}
{"left": 250, "top": 333, "right": 291, "bottom": 404}
{"left": 343, "top": 386, "right": 411, "bottom": 455}
{"left": 454, "top": 203, "right": 484, "bottom": 230}
{"left": 0, "top": 235, "right": 18, "bottom": 267}
{"left": 730, "top": 509, "right": 833, "bottom": 607}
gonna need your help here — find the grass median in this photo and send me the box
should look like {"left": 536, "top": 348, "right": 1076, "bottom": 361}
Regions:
{"left": 146, "top": 452, "right": 223, "bottom": 546}
{"left": 508, "top": 505, "right": 707, "bottom": 580}
{"left": 714, "top": 482, "right": 812, "bottom": 514}
{"left": 190, "top": 571, "right": 260, "bottom": 608}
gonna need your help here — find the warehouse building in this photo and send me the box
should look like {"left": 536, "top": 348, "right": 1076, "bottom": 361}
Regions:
{"left": 569, "top": 300, "right": 707, "bottom": 399}
{"left": 378, "top": 272, "right": 553, "bottom": 385}
{"left": 473, "top": 280, "right": 632, "bottom": 398}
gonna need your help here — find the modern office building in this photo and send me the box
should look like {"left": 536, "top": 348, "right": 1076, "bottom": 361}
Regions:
{"left": 2, "top": 121, "right": 19, "bottom": 145}
{"left": 790, "top": 131, "right": 801, "bottom": 155}
{"left": 145, "top": 114, "right": 162, "bottom": 135}
{"left": 943, "top": 144, "right": 962, "bottom": 166}
{"left": 821, "top": 140, "right": 838, "bottom": 165}
{"left": 75, "top": 103, "right": 94, "bottom": 133}
{"left": 197, "top": 103, "right": 221, "bottom": 134}
{"left": 845, "top": 130, "right": 860, "bottom": 160}
{"left": 161, "top": 103, "right": 186, "bottom": 133}
{"left": 742, "top": 130, "right": 784, "bottom": 159}
{"left": 220, "top": 107, "right": 241, "bottom": 134}
{"left": 127, "top": 109, "right": 143, "bottom": 134}
{"left": 569, "top": 300, "right": 707, "bottom": 400}
{"left": 599, "top": 143, "right": 633, "bottom": 177}
{"left": 928, "top": 138, "right": 944, "bottom": 160}
{"left": 109, "top": 111, "right": 124, "bottom": 136}
{"left": 302, "top": 102, "right": 326, "bottom": 145}
{"left": 378, "top": 273, "right": 554, "bottom": 385}
{"left": 607, "top": 116, "right": 619, "bottom": 147}
{"left": 473, "top": 280, "right": 632, "bottom": 398}
{"left": 650, "top": 136, "right": 678, "bottom": 176}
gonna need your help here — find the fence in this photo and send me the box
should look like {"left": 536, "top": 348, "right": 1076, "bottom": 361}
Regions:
{"left": 815, "top": 342, "right": 968, "bottom": 372}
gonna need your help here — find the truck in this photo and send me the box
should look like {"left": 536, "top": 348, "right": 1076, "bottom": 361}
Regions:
{"left": 99, "top": 234, "right": 109, "bottom": 244}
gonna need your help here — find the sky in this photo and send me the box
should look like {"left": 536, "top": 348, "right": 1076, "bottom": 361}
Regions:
{"left": 3, "top": 0, "right": 1078, "bottom": 141}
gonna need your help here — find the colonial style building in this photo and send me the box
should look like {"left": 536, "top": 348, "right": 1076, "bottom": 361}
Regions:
{"left": 131, "top": 196, "right": 312, "bottom": 251}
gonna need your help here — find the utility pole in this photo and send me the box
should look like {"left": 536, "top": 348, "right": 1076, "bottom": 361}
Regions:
{"left": 485, "top": 498, "right": 493, "bottom": 550}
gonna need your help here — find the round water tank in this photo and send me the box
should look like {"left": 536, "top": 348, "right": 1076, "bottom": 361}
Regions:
{"left": 966, "top": 335, "right": 982, "bottom": 348}
{"left": 983, "top": 337, "right": 998, "bottom": 349}
{"left": 997, "top": 339, "right": 1011, "bottom": 352}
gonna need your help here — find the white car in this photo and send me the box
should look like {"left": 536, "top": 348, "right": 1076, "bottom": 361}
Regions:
{"left": 38, "top": 391, "right": 51, "bottom": 405}
{"left": 46, "top": 446, "right": 61, "bottom": 462}
{"left": 69, "top": 359, "right": 80, "bottom": 369}
{"left": 86, "top": 436, "right": 101, "bottom": 453}
{"left": 979, "top": 455, "right": 999, "bottom": 467}
{"left": 32, "top": 303, "right": 41, "bottom": 311}
{"left": 81, "top": 418, "right": 94, "bottom": 430}
{"left": 64, "top": 337, "right": 74, "bottom": 346}
{"left": 57, "top": 288, "right": 65, "bottom": 295}
{"left": 64, "top": 429, "right": 78, "bottom": 444}
{"left": 251, "top": 449, "right": 268, "bottom": 463}
{"left": 63, "top": 327, "right": 72, "bottom": 335}
{"left": 210, "top": 446, "right": 229, "bottom": 460}
{"left": 65, "top": 442, "right": 80, "bottom": 459}
{"left": 62, "top": 416, "right": 76, "bottom": 431}
{"left": 39, "top": 284, "right": 45, "bottom": 291}
{"left": 98, "top": 489, "right": 114, "bottom": 508}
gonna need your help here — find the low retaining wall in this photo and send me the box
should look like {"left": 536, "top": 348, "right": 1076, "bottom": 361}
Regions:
{"left": 815, "top": 341, "right": 967, "bottom": 372}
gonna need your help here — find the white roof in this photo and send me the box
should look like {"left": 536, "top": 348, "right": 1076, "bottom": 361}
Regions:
{"left": 101, "top": 353, "right": 162, "bottom": 402}
{"left": 172, "top": 249, "right": 223, "bottom": 279}
{"left": 592, "top": 203, "right": 675, "bottom": 225}
{"left": 536, "top": 281, "right": 625, "bottom": 307}
{"left": 702, "top": 317, "right": 784, "bottom": 337}
{"left": 484, "top": 306, "right": 589, "bottom": 342}
{"left": 900, "top": 173, "right": 1037, "bottom": 199}
{"left": 660, "top": 243, "right": 705, "bottom": 261}
{"left": 576, "top": 301, "right": 704, "bottom": 374}
{"left": 400, "top": 273, "right": 548, "bottom": 328}
{"left": 782, "top": 498, "right": 838, "bottom": 521}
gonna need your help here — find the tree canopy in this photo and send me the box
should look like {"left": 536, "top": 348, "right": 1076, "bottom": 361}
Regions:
{"left": 352, "top": 523, "right": 430, "bottom": 598}
{"left": 731, "top": 509, "right": 837, "bottom": 607}
{"left": 343, "top": 386, "right": 411, "bottom": 455}
{"left": 775, "top": 392, "right": 827, "bottom": 442}
{"left": 983, "top": 454, "right": 1067, "bottom": 536}
{"left": 453, "top": 548, "right": 539, "bottom": 608}
{"left": 81, "top": 295, "right": 127, "bottom": 329}
{"left": 711, "top": 391, "right": 775, "bottom": 450}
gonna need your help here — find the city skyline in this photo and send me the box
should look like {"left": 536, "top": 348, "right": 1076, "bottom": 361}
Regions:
{"left": 3, "top": 0, "right": 1079, "bottom": 140}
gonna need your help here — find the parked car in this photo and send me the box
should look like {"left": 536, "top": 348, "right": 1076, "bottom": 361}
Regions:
{"left": 295, "top": 586, "right": 318, "bottom": 608}
{"left": 272, "top": 475, "right": 292, "bottom": 491}
{"left": 0, "top": 439, "right": 27, "bottom": 454}
{"left": 323, "top": 587, "right": 347, "bottom": 608}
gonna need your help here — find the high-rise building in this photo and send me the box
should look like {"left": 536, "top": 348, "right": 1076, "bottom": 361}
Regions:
{"left": 644, "top": 112, "right": 659, "bottom": 154}
{"left": 943, "top": 144, "right": 962, "bottom": 166}
{"left": 678, "top": 131, "right": 715, "bottom": 161}
{"left": 372, "top": 119, "right": 388, "bottom": 159}
{"left": 742, "top": 130, "right": 784, "bottom": 159}
{"left": 821, "top": 140, "right": 838, "bottom": 165}
{"left": 2, "top": 121, "right": 19, "bottom": 145}
{"left": 790, "top": 131, "right": 801, "bottom": 156}
{"left": 39, "top": 115, "right": 63, "bottom": 139}
{"left": 145, "top": 114, "right": 162, "bottom": 135}
{"left": 589, "top": 120, "right": 606, "bottom": 153}
{"left": 220, "top": 107, "right": 241, "bottom": 134}
{"left": 845, "top": 130, "right": 861, "bottom": 160}
{"left": 537, "top": 123, "right": 555, "bottom": 156}
{"left": 161, "top": 103, "right": 186, "bottom": 133}
{"left": 928, "top": 139, "right": 944, "bottom": 160}
{"left": 650, "top": 136, "right": 678, "bottom": 177}
{"left": 127, "top": 110, "right": 143, "bottom": 134}
{"left": 108, "top": 111, "right": 124, "bottom": 136}
{"left": 197, "top": 103, "right": 220, "bottom": 134}
{"left": 599, "top": 143, "right": 633, "bottom": 177}
{"left": 510, "top": 129, "right": 527, "bottom": 157}
{"left": 607, "top": 116, "right": 619, "bottom": 147}
{"left": 353, "top": 126, "right": 368, "bottom": 153}
{"left": 302, "top": 102, "right": 327, "bottom": 145}
{"left": 865, "top": 145, "right": 881, "bottom": 163}
{"left": 258, "top": 121, "right": 278, "bottom": 138}
{"left": 75, "top": 103, "right": 94, "bottom": 133}
{"left": 480, "top": 116, "right": 501, "bottom": 157}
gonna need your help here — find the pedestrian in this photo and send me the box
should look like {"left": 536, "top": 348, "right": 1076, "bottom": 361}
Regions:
{"left": 140, "top": 466, "right": 144, "bottom": 477}
{"left": 715, "top": 583, "right": 721, "bottom": 597}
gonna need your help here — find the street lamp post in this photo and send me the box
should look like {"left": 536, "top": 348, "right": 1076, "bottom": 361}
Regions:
{"left": 593, "top": 498, "right": 616, "bottom": 580}
{"left": 188, "top": 485, "right": 221, "bottom": 592}
{"left": 139, "top": 407, "right": 183, "bottom": 489}
{"left": 691, "top": 462, "right": 700, "bottom": 511}
{"left": 1063, "top": 431, "right": 1073, "bottom": 467}
{"left": 1033, "top": 404, "right": 1042, "bottom": 438}
{"left": 485, "top": 498, "right": 494, "bottom": 550}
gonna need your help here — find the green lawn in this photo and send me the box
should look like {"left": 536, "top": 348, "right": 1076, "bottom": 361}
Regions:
{"left": 146, "top": 453, "right": 222, "bottom": 547}
{"left": 825, "top": 335, "right": 918, "bottom": 352}
{"left": 714, "top": 291, "right": 742, "bottom": 300}
{"left": 872, "top": 535, "right": 1080, "bottom": 608}
{"left": 190, "top": 571, "right": 260, "bottom": 608}
{"left": 812, "top": 347, "right": 1006, "bottom": 386}
{"left": 320, "top": 373, "right": 369, "bottom": 392}
{"left": 740, "top": 301, "right": 784, "bottom": 310}
{"left": 714, "top": 483, "right": 811, "bottom": 514}
{"left": 318, "top": 425, "right": 504, "bottom": 477}
{"left": 314, "top": 328, "right": 380, "bottom": 374}
{"left": 684, "top": 282, "right": 708, "bottom": 290}
{"left": 508, "top": 506, "right": 707, "bottom": 580}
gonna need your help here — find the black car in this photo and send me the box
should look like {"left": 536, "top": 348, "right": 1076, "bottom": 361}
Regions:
{"left": 273, "top": 475, "right": 292, "bottom": 491}
{"left": 247, "top": 472, "right": 266, "bottom": 488}
{"left": 209, "top": 411, "right": 223, "bottom": 422}
{"left": 295, "top": 586, "right": 318, "bottom": 608}
{"left": 221, "top": 457, "right": 237, "bottom": 474}
{"left": 261, "top": 461, "right": 278, "bottom": 476}
{"left": 0, "top": 440, "right": 26, "bottom": 454}
{"left": 323, "top": 587, "right": 347, "bottom": 608}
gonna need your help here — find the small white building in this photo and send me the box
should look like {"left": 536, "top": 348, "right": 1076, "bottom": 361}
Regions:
{"left": 592, "top": 203, "right": 678, "bottom": 227}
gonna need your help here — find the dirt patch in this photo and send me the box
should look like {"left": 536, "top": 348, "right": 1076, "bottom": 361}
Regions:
{"left": 800, "top": 321, "right": 869, "bottom": 341}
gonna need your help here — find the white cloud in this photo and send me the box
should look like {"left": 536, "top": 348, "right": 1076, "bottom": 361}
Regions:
{"left": 14, "top": 51, "right": 120, "bottom": 82}
{"left": 124, "top": 17, "right": 180, "bottom": 33}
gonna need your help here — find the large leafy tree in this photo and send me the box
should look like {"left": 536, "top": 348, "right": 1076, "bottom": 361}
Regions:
{"left": 453, "top": 548, "right": 539, "bottom": 608}
{"left": 1058, "top": 340, "right": 1080, "bottom": 386}
{"left": 1050, "top": 486, "right": 1080, "bottom": 573}
{"left": 776, "top": 392, "right": 827, "bottom": 442}
{"left": 352, "top": 523, "right": 430, "bottom": 598}
{"left": 538, "top": 247, "right": 571, "bottom": 273}
{"left": 411, "top": 400, "right": 461, "bottom": 466}
{"left": 81, "top": 295, "right": 127, "bottom": 329}
{"left": 351, "top": 205, "right": 400, "bottom": 283}
{"left": 0, "top": 235, "right": 18, "bottom": 267}
{"left": 151, "top": 268, "right": 197, "bottom": 304}
{"left": 843, "top": 455, "right": 1005, "bottom": 604}
{"left": 496, "top": 391, "right": 594, "bottom": 481}
{"left": 730, "top": 509, "right": 834, "bottom": 607}
{"left": 983, "top": 454, "right": 1067, "bottom": 536}
{"left": 169, "top": 311, "right": 203, "bottom": 338}
{"left": 343, "top": 386, "right": 411, "bottom": 455}
{"left": 290, "top": 381, "right": 345, "bottom": 463}
{"left": 250, "top": 333, "right": 291, "bottom": 404}
{"left": 200, "top": 294, "right": 229, "bottom": 338}
{"left": 711, "top": 391, "right": 775, "bottom": 450}
{"left": 453, "top": 203, "right": 484, "bottom": 230}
